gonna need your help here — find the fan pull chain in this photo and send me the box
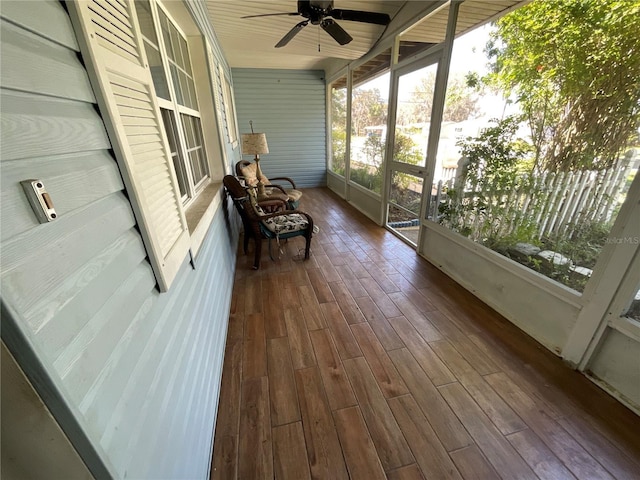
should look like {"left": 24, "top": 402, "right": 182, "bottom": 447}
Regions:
{"left": 318, "top": 25, "right": 320, "bottom": 52}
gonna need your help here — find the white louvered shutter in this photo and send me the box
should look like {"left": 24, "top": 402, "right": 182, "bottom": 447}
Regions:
{"left": 68, "top": 0, "right": 190, "bottom": 292}
{"left": 205, "top": 42, "right": 228, "bottom": 166}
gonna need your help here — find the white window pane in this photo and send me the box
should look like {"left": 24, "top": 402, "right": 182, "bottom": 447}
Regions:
{"left": 181, "top": 114, "right": 209, "bottom": 185}
{"left": 186, "top": 76, "right": 197, "bottom": 110}
{"left": 161, "top": 109, "right": 188, "bottom": 198}
{"left": 170, "top": 23, "right": 184, "bottom": 68}
{"left": 189, "top": 150, "right": 204, "bottom": 185}
{"left": 159, "top": 11, "right": 173, "bottom": 62}
{"left": 144, "top": 43, "right": 170, "bottom": 100}
{"left": 135, "top": 0, "right": 158, "bottom": 47}
{"left": 178, "top": 70, "right": 192, "bottom": 109}
{"left": 180, "top": 114, "right": 193, "bottom": 148}
{"left": 170, "top": 65, "right": 183, "bottom": 105}
{"left": 180, "top": 35, "right": 192, "bottom": 74}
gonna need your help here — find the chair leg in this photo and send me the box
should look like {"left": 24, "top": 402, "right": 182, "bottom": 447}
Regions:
{"left": 304, "top": 232, "right": 312, "bottom": 260}
{"left": 253, "top": 237, "right": 261, "bottom": 270}
{"left": 243, "top": 232, "right": 250, "bottom": 254}
{"left": 268, "top": 238, "right": 275, "bottom": 261}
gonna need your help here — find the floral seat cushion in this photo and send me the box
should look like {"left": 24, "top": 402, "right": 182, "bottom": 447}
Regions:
{"left": 247, "top": 186, "right": 308, "bottom": 234}
{"left": 262, "top": 214, "right": 309, "bottom": 234}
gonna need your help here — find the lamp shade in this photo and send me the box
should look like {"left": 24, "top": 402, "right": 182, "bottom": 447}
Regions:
{"left": 241, "top": 133, "right": 269, "bottom": 156}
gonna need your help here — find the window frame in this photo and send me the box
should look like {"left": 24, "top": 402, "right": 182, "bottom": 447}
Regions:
{"left": 328, "top": 74, "right": 348, "bottom": 177}
{"left": 68, "top": 0, "right": 232, "bottom": 290}
{"left": 348, "top": 48, "right": 393, "bottom": 196}
{"left": 142, "top": 0, "right": 211, "bottom": 209}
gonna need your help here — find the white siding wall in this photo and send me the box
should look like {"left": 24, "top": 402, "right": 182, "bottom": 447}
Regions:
{"left": 0, "top": 1, "right": 239, "bottom": 477}
{"left": 233, "top": 68, "right": 327, "bottom": 187}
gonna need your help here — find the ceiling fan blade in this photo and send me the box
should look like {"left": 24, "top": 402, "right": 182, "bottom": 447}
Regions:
{"left": 241, "top": 12, "right": 298, "bottom": 19}
{"left": 330, "top": 9, "right": 390, "bottom": 25}
{"left": 275, "top": 20, "right": 309, "bottom": 48}
{"left": 321, "top": 18, "right": 352, "bottom": 46}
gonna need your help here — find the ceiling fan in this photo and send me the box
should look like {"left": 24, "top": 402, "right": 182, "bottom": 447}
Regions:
{"left": 241, "top": 0, "right": 391, "bottom": 48}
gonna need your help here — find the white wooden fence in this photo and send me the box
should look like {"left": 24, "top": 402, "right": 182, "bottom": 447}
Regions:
{"left": 436, "top": 153, "right": 635, "bottom": 240}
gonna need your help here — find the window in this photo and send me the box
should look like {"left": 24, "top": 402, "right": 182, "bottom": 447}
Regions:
{"left": 136, "top": 0, "right": 170, "bottom": 99}
{"left": 70, "top": 0, "right": 229, "bottom": 291}
{"left": 349, "top": 49, "right": 391, "bottom": 194}
{"left": 160, "top": 108, "right": 189, "bottom": 201}
{"left": 135, "top": 0, "right": 210, "bottom": 206}
{"left": 329, "top": 75, "right": 347, "bottom": 176}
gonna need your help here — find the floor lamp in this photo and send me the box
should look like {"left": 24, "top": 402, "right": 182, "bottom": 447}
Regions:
{"left": 241, "top": 121, "right": 269, "bottom": 197}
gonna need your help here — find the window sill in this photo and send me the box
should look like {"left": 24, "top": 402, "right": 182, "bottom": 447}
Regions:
{"left": 186, "top": 180, "right": 224, "bottom": 258}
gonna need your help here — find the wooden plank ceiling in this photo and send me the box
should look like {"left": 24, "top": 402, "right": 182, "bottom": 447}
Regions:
{"left": 206, "top": 1, "right": 524, "bottom": 71}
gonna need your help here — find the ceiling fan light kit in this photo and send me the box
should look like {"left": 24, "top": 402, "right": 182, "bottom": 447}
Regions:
{"left": 241, "top": 0, "right": 391, "bottom": 48}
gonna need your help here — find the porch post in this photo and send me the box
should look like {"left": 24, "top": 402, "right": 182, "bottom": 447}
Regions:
{"left": 418, "top": 0, "right": 462, "bottom": 255}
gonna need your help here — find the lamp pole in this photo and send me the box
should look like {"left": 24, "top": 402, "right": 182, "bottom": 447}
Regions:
{"left": 254, "top": 153, "right": 266, "bottom": 197}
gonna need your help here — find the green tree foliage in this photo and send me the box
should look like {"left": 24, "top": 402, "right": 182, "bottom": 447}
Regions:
{"left": 443, "top": 76, "right": 481, "bottom": 122}
{"left": 457, "top": 116, "right": 533, "bottom": 194}
{"left": 486, "top": 0, "right": 640, "bottom": 171}
{"left": 362, "top": 134, "right": 386, "bottom": 169}
{"left": 393, "top": 132, "right": 423, "bottom": 165}
{"left": 350, "top": 132, "right": 423, "bottom": 194}
{"left": 331, "top": 85, "right": 347, "bottom": 175}
{"left": 407, "top": 75, "right": 436, "bottom": 124}
{"left": 440, "top": 116, "right": 537, "bottom": 244}
{"left": 331, "top": 129, "right": 346, "bottom": 175}
{"left": 400, "top": 73, "right": 480, "bottom": 125}
{"left": 351, "top": 87, "right": 387, "bottom": 136}
{"left": 331, "top": 84, "right": 347, "bottom": 122}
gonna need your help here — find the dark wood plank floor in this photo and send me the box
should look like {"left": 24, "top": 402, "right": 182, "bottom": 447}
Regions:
{"left": 211, "top": 187, "right": 640, "bottom": 480}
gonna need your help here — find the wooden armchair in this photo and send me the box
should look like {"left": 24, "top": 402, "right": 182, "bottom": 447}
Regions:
{"left": 236, "top": 160, "right": 303, "bottom": 209}
{"left": 223, "top": 175, "right": 313, "bottom": 269}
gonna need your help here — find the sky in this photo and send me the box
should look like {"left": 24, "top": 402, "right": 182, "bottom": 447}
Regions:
{"left": 361, "top": 24, "right": 513, "bottom": 120}
{"left": 363, "top": 25, "right": 493, "bottom": 98}
{"left": 449, "top": 24, "right": 494, "bottom": 75}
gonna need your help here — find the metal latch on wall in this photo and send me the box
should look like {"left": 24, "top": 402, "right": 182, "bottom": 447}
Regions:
{"left": 21, "top": 179, "right": 57, "bottom": 223}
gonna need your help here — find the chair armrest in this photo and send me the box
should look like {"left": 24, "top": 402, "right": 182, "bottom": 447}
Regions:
{"left": 267, "top": 177, "right": 298, "bottom": 189}
{"left": 258, "top": 199, "right": 287, "bottom": 213}
{"left": 263, "top": 184, "right": 288, "bottom": 195}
